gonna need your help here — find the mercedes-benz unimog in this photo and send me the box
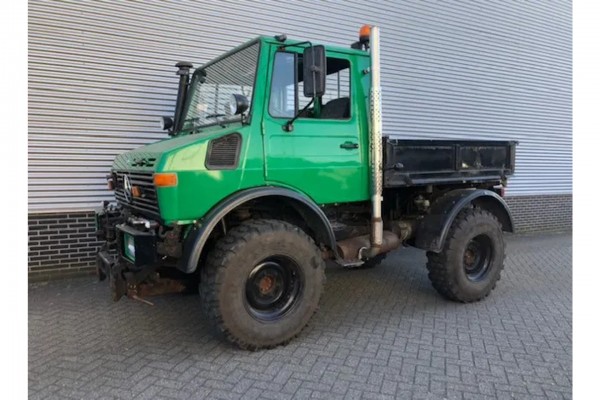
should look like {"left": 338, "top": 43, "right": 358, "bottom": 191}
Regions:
{"left": 96, "top": 26, "right": 516, "bottom": 349}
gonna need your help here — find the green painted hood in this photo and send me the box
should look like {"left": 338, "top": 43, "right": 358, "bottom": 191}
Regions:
{"left": 112, "top": 126, "right": 240, "bottom": 173}
{"left": 112, "top": 124, "right": 266, "bottom": 223}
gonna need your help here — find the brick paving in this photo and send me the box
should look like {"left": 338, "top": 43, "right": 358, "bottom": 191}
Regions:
{"left": 29, "top": 233, "right": 572, "bottom": 399}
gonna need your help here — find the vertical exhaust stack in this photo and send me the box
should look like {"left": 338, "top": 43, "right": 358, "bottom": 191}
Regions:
{"left": 363, "top": 25, "right": 384, "bottom": 259}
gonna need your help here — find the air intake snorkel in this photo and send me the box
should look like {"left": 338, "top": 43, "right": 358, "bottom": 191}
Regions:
{"left": 171, "top": 61, "right": 194, "bottom": 135}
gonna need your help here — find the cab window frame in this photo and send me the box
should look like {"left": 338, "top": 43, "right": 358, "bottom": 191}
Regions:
{"left": 268, "top": 51, "right": 298, "bottom": 119}
{"left": 268, "top": 49, "right": 353, "bottom": 121}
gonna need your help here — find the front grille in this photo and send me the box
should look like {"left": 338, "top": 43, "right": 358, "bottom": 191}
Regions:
{"left": 114, "top": 171, "right": 160, "bottom": 218}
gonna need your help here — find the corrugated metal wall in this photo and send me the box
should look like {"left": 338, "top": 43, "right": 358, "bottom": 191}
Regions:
{"left": 29, "top": 0, "right": 571, "bottom": 211}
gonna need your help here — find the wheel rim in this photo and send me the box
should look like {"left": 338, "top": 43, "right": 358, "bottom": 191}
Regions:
{"left": 463, "top": 235, "right": 493, "bottom": 282}
{"left": 245, "top": 256, "right": 303, "bottom": 321}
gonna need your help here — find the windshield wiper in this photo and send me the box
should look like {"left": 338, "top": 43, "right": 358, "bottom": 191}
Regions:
{"left": 177, "top": 117, "right": 203, "bottom": 134}
{"left": 180, "top": 113, "right": 240, "bottom": 133}
{"left": 205, "top": 113, "right": 229, "bottom": 128}
{"left": 183, "top": 117, "right": 199, "bottom": 124}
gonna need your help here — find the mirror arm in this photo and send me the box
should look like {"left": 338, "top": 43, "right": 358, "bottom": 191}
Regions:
{"left": 283, "top": 98, "right": 315, "bottom": 132}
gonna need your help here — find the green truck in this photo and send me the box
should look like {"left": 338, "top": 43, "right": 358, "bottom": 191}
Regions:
{"left": 96, "top": 26, "right": 516, "bottom": 349}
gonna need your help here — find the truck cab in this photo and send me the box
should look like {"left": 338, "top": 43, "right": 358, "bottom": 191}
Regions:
{"left": 97, "top": 27, "right": 515, "bottom": 349}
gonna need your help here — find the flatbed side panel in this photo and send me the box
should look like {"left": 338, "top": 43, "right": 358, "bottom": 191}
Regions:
{"left": 383, "top": 138, "right": 517, "bottom": 188}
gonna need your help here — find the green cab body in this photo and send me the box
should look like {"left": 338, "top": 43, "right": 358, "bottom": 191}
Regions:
{"left": 111, "top": 37, "right": 371, "bottom": 227}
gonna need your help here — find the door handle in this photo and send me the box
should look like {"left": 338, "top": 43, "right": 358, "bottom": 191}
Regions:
{"left": 340, "top": 141, "right": 359, "bottom": 150}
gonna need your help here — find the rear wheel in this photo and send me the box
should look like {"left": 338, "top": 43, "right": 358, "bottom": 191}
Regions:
{"left": 426, "top": 208, "right": 505, "bottom": 302}
{"left": 200, "top": 219, "right": 325, "bottom": 350}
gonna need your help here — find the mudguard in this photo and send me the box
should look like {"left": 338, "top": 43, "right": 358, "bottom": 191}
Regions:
{"left": 178, "top": 187, "right": 338, "bottom": 273}
{"left": 414, "top": 189, "right": 514, "bottom": 253}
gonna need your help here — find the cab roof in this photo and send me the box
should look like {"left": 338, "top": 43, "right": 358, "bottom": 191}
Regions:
{"left": 258, "top": 35, "right": 370, "bottom": 57}
{"left": 197, "top": 34, "right": 369, "bottom": 72}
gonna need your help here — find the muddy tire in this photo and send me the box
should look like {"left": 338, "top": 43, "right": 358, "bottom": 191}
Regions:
{"left": 200, "top": 219, "right": 325, "bottom": 350}
{"left": 426, "top": 208, "right": 505, "bottom": 302}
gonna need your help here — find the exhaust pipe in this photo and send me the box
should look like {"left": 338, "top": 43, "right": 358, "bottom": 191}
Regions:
{"left": 365, "top": 26, "right": 384, "bottom": 259}
{"left": 172, "top": 61, "right": 194, "bottom": 133}
{"left": 337, "top": 231, "right": 401, "bottom": 261}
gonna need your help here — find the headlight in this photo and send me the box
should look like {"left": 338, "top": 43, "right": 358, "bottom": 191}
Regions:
{"left": 229, "top": 95, "right": 238, "bottom": 115}
{"left": 159, "top": 116, "right": 173, "bottom": 130}
{"left": 229, "top": 94, "right": 249, "bottom": 115}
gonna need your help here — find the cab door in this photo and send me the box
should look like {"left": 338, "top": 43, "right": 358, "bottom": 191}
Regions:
{"left": 262, "top": 48, "right": 368, "bottom": 204}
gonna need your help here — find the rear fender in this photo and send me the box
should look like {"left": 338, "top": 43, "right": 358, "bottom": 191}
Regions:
{"left": 414, "top": 189, "right": 514, "bottom": 253}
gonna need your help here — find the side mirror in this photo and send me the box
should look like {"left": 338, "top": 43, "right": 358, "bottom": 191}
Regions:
{"left": 303, "top": 45, "right": 326, "bottom": 98}
{"left": 230, "top": 94, "right": 249, "bottom": 115}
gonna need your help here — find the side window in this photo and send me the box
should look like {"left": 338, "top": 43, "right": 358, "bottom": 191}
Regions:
{"left": 269, "top": 52, "right": 295, "bottom": 118}
{"left": 269, "top": 52, "right": 351, "bottom": 120}
{"left": 322, "top": 64, "right": 350, "bottom": 106}
{"left": 302, "top": 57, "right": 351, "bottom": 120}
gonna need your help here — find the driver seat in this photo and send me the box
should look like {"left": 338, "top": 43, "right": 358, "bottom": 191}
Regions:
{"left": 321, "top": 97, "right": 350, "bottom": 119}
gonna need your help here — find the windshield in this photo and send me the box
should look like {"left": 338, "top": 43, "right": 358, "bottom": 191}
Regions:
{"left": 181, "top": 42, "right": 259, "bottom": 132}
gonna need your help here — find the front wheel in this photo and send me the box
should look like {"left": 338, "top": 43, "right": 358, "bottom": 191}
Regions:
{"left": 426, "top": 208, "right": 505, "bottom": 302}
{"left": 200, "top": 219, "right": 325, "bottom": 350}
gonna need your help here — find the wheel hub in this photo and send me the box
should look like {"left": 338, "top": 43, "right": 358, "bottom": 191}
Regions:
{"left": 464, "top": 249, "right": 476, "bottom": 267}
{"left": 463, "top": 235, "right": 493, "bottom": 282}
{"left": 258, "top": 275, "right": 275, "bottom": 294}
{"left": 245, "top": 257, "right": 303, "bottom": 321}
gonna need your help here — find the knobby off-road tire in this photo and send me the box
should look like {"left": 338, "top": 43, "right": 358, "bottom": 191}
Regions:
{"left": 200, "top": 219, "right": 326, "bottom": 350}
{"left": 426, "top": 208, "right": 505, "bottom": 303}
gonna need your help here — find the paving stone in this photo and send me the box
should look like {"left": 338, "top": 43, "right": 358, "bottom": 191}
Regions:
{"left": 29, "top": 233, "right": 572, "bottom": 399}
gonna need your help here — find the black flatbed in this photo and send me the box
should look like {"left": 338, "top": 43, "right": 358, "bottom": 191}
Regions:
{"left": 383, "top": 138, "right": 517, "bottom": 188}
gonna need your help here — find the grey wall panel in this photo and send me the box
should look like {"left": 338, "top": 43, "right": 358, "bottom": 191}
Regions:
{"left": 29, "top": 0, "right": 571, "bottom": 211}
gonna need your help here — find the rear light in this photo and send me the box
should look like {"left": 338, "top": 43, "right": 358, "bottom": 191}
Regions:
{"left": 153, "top": 173, "right": 178, "bottom": 187}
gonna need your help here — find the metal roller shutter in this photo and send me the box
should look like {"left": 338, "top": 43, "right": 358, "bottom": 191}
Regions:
{"left": 28, "top": 0, "right": 571, "bottom": 211}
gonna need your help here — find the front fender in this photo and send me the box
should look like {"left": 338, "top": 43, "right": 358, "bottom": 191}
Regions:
{"left": 177, "top": 186, "right": 338, "bottom": 273}
{"left": 414, "top": 189, "right": 514, "bottom": 253}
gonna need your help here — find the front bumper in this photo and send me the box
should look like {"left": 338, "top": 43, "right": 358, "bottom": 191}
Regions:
{"left": 116, "top": 223, "right": 158, "bottom": 267}
{"left": 96, "top": 202, "right": 191, "bottom": 302}
{"left": 97, "top": 224, "right": 159, "bottom": 301}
